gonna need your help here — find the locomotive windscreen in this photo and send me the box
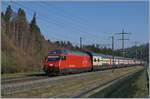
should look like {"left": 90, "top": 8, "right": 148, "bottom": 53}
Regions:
{"left": 47, "top": 56, "right": 61, "bottom": 61}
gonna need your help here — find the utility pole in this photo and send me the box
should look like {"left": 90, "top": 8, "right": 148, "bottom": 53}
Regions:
{"left": 109, "top": 36, "right": 115, "bottom": 66}
{"left": 134, "top": 41, "right": 139, "bottom": 59}
{"left": 140, "top": 50, "right": 143, "bottom": 60}
{"left": 80, "top": 37, "right": 82, "bottom": 48}
{"left": 9, "top": 0, "right": 13, "bottom": 5}
{"left": 140, "top": 49, "right": 143, "bottom": 64}
{"left": 109, "top": 35, "right": 115, "bottom": 73}
{"left": 116, "top": 29, "right": 131, "bottom": 58}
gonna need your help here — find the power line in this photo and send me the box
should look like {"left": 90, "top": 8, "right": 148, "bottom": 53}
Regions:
{"left": 38, "top": 2, "right": 102, "bottom": 42}
{"left": 3, "top": 2, "right": 81, "bottom": 47}
{"left": 13, "top": 2, "right": 99, "bottom": 44}
{"left": 41, "top": 2, "right": 91, "bottom": 27}
{"left": 12, "top": 2, "right": 82, "bottom": 44}
{"left": 4, "top": 2, "right": 108, "bottom": 47}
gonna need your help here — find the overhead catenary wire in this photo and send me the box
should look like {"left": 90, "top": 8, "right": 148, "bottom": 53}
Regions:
{"left": 37, "top": 2, "right": 102, "bottom": 43}
{"left": 40, "top": 2, "right": 95, "bottom": 31}
{"left": 3, "top": 2, "right": 109, "bottom": 48}
{"left": 2, "top": 3, "right": 80, "bottom": 46}
{"left": 13, "top": 2, "right": 99, "bottom": 45}
{"left": 39, "top": 2, "right": 104, "bottom": 42}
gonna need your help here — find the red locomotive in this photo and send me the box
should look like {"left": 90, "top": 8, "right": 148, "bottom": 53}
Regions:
{"left": 43, "top": 49, "right": 92, "bottom": 75}
{"left": 43, "top": 49, "right": 145, "bottom": 75}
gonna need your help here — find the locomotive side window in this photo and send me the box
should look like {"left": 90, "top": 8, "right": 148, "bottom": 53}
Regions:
{"left": 61, "top": 56, "right": 66, "bottom": 60}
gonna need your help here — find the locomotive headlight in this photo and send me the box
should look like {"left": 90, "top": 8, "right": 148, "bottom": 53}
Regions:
{"left": 49, "top": 64, "right": 54, "bottom": 66}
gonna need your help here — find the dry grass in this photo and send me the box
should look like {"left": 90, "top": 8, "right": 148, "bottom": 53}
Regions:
{"left": 2, "top": 66, "right": 144, "bottom": 98}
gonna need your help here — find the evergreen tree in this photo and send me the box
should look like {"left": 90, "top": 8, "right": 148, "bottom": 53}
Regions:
{"left": 4, "top": 5, "right": 13, "bottom": 37}
{"left": 18, "top": 8, "right": 25, "bottom": 17}
{"left": 30, "top": 13, "right": 41, "bottom": 33}
{"left": 17, "top": 8, "right": 27, "bottom": 23}
{"left": 1, "top": 12, "right": 5, "bottom": 19}
{"left": 5, "top": 5, "right": 13, "bottom": 21}
{"left": 29, "top": 13, "right": 43, "bottom": 54}
{"left": 16, "top": 8, "right": 28, "bottom": 49}
{"left": 1, "top": 12, "right": 5, "bottom": 31}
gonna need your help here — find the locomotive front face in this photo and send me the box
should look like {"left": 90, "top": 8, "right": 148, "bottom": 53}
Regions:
{"left": 43, "top": 55, "right": 66, "bottom": 74}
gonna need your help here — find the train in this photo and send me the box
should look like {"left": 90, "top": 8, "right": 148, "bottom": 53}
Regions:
{"left": 43, "top": 49, "right": 146, "bottom": 75}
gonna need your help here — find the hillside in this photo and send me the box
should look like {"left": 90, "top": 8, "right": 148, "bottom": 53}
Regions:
{"left": 125, "top": 43, "right": 149, "bottom": 62}
{"left": 1, "top": 5, "right": 61, "bottom": 73}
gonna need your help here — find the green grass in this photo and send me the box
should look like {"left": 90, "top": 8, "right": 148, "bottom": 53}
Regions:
{"left": 89, "top": 68, "right": 149, "bottom": 98}
{"left": 130, "top": 69, "right": 149, "bottom": 97}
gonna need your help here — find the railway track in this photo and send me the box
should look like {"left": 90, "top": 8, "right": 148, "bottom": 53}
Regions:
{"left": 2, "top": 72, "right": 45, "bottom": 80}
{"left": 2, "top": 66, "right": 144, "bottom": 98}
{"left": 1, "top": 66, "right": 129, "bottom": 85}
{"left": 1, "top": 69, "right": 110, "bottom": 95}
{"left": 1, "top": 71, "right": 92, "bottom": 86}
{"left": 2, "top": 76, "right": 47, "bottom": 85}
{"left": 2, "top": 67, "right": 116, "bottom": 86}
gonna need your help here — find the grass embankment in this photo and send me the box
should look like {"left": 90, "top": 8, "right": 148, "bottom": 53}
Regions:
{"left": 2, "top": 66, "right": 144, "bottom": 98}
{"left": 90, "top": 67, "right": 149, "bottom": 98}
{"left": 125, "top": 68, "right": 149, "bottom": 97}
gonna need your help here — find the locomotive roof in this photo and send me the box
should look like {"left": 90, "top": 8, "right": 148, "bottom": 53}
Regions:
{"left": 49, "top": 49, "right": 89, "bottom": 56}
{"left": 89, "top": 52, "right": 113, "bottom": 58}
{"left": 89, "top": 52, "right": 133, "bottom": 59}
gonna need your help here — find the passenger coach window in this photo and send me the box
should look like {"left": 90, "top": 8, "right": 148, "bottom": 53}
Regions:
{"left": 94, "top": 58, "right": 97, "bottom": 62}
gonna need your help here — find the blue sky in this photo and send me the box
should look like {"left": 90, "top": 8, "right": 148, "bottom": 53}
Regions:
{"left": 2, "top": 1, "right": 149, "bottom": 49}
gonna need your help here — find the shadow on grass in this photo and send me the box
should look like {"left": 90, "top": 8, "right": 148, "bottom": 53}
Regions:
{"left": 26, "top": 73, "right": 47, "bottom": 77}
